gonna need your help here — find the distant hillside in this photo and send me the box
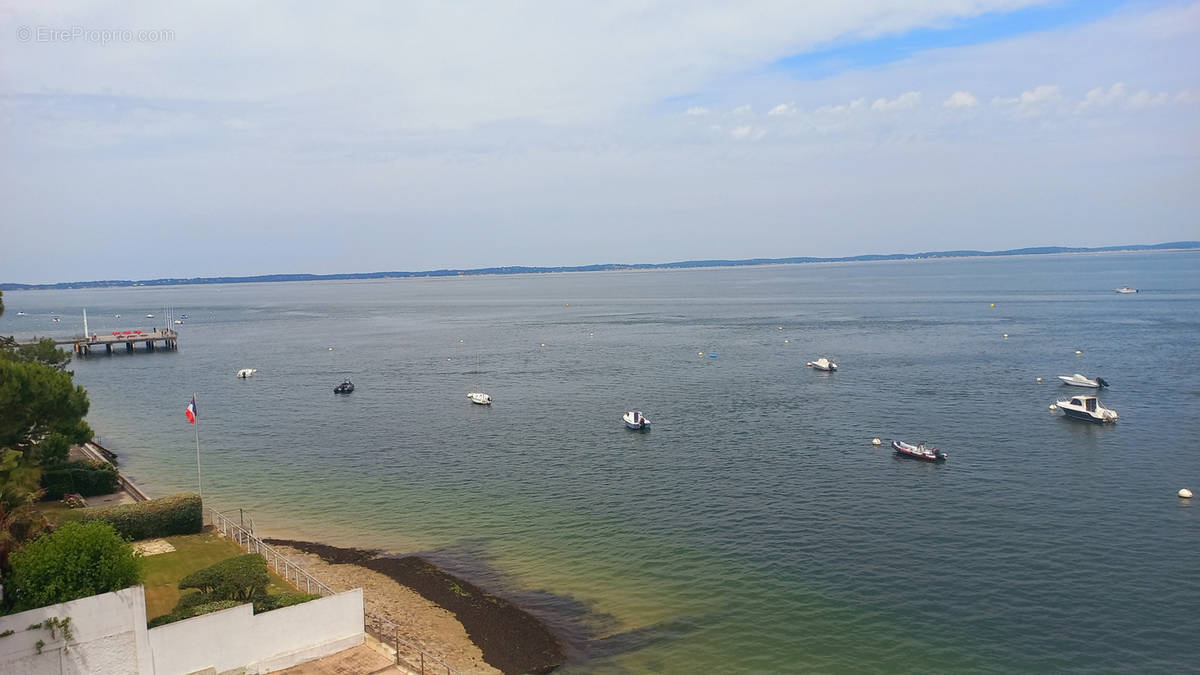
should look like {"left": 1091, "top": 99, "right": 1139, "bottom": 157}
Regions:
{"left": 3, "top": 241, "right": 1196, "bottom": 290}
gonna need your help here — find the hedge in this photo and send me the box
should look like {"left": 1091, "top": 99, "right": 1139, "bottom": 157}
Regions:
{"left": 148, "top": 600, "right": 241, "bottom": 628}
{"left": 82, "top": 493, "right": 202, "bottom": 541}
{"left": 252, "top": 592, "right": 320, "bottom": 613}
{"left": 40, "top": 460, "right": 120, "bottom": 500}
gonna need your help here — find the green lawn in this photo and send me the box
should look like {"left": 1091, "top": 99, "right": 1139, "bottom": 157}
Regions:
{"left": 34, "top": 501, "right": 85, "bottom": 525}
{"left": 31, "top": 503, "right": 300, "bottom": 620}
{"left": 140, "top": 532, "right": 297, "bottom": 619}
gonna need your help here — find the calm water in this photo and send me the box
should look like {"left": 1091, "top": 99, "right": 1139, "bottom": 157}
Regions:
{"left": 4, "top": 251, "right": 1199, "bottom": 673}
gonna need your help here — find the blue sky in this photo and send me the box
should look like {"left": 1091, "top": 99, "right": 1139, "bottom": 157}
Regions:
{"left": 1, "top": 0, "right": 1197, "bottom": 283}
{"left": 774, "top": 0, "right": 1134, "bottom": 78}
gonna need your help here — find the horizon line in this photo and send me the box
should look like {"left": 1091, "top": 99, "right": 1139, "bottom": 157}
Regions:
{"left": 3, "top": 240, "right": 1197, "bottom": 291}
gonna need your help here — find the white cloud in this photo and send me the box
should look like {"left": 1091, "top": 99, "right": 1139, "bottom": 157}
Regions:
{"left": 731, "top": 104, "right": 752, "bottom": 116}
{"left": 943, "top": 91, "right": 979, "bottom": 108}
{"left": 1127, "top": 90, "right": 1170, "bottom": 109}
{"left": 1176, "top": 90, "right": 1199, "bottom": 104}
{"left": 729, "top": 125, "right": 765, "bottom": 140}
{"left": 1080, "top": 82, "right": 1127, "bottom": 109}
{"left": 816, "top": 98, "right": 868, "bottom": 115}
{"left": 871, "top": 91, "right": 921, "bottom": 111}
{"left": 992, "top": 85, "right": 1064, "bottom": 117}
{"left": 1019, "top": 85, "right": 1063, "bottom": 105}
{"left": 685, "top": 106, "right": 711, "bottom": 116}
{"left": 768, "top": 103, "right": 797, "bottom": 116}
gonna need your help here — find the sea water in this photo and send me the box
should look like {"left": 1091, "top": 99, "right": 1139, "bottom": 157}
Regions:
{"left": 3, "top": 250, "right": 1198, "bottom": 673}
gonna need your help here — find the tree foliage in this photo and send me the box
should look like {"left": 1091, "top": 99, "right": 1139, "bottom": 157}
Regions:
{"left": 0, "top": 338, "right": 74, "bottom": 372}
{"left": 178, "top": 553, "right": 270, "bottom": 602}
{"left": 7, "top": 520, "right": 142, "bottom": 611}
{"left": 0, "top": 339, "right": 92, "bottom": 578}
{"left": 0, "top": 359, "right": 91, "bottom": 465}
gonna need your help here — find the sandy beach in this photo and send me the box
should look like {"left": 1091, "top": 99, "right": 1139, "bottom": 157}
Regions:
{"left": 73, "top": 440, "right": 563, "bottom": 674}
{"left": 264, "top": 539, "right": 564, "bottom": 675}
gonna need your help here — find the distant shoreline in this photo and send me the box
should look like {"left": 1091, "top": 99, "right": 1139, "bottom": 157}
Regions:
{"left": 3, "top": 241, "right": 1196, "bottom": 291}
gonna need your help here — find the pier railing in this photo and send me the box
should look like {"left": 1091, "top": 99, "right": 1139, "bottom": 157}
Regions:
{"left": 208, "top": 507, "right": 461, "bottom": 675}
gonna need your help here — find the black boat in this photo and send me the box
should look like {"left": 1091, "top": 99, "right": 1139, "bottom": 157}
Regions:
{"left": 334, "top": 380, "right": 354, "bottom": 394}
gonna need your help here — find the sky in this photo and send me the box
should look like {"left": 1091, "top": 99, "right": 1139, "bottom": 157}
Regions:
{"left": 1, "top": 0, "right": 1198, "bottom": 284}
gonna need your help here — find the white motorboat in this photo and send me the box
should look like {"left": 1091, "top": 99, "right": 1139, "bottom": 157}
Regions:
{"left": 236, "top": 368, "right": 257, "bottom": 378}
{"left": 623, "top": 410, "right": 650, "bottom": 430}
{"left": 1054, "top": 395, "right": 1118, "bottom": 423}
{"left": 1057, "top": 373, "right": 1108, "bottom": 388}
{"left": 467, "top": 392, "right": 492, "bottom": 405}
{"left": 892, "top": 440, "right": 947, "bottom": 462}
{"left": 1114, "top": 287, "right": 1138, "bottom": 294}
{"left": 807, "top": 357, "right": 838, "bottom": 371}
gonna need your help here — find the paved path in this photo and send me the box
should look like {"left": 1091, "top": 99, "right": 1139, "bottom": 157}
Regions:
{"left": 274, "top": 643, "right": 404, "bottom": 674}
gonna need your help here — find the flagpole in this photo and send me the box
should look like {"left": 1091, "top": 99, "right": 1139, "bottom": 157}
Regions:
{"left": 193, "top": 392, "right": 202, "bottom": 503}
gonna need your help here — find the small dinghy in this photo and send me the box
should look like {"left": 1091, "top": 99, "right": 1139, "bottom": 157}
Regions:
{"left": 334, "top": 380, "right": 354, "bottom": 394}
{"left": 236, "top": 368, "right": 257, "bottom": 379}
{"left": 1114, "top": 287, "right": 1138, "bottom": 294}
{"left": 623, "top": 410, "right": 650, "bottom": 430}
{"left": 467, "top": 392, "right": 492, "bottom": 405}
{"left": 807, "top": 357, "right": 838, "bottom": 371}
{"left": 892, "top": 440, "right": 947, "bottom": 462}
{"left": 1057, "top": 373, "right": 1108, "bottom": 388}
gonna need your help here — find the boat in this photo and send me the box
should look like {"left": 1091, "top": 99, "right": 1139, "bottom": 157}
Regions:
{"left": 623, "top": 410, "right": 650, "bottom": 430}
{"left": 807, "top": 357, "right": 838, "bottom": 371}
{"left": 892, "top": 440, "right": 947, "bottom": 462}
{"left": 51, "top": 316, "right": 61, "bottom": 323}
{"left": 146, "top": 314, "right": 155, "bottom": 318}
{"left": 1115, "top": 287, "right": 1138, "bottom": 294}
{"left": 1054, "top": 395, "right": 1117, "bottom": 423}
{"left": 174, "top": 319, "right": 184, "bottom": 325}
{"left": 236, "top": 368, "right": 257, "bottom": 378}
{"left": 1057, "top": 373, "right": 1108, "bottom": 388}
{"left": 467, "top": 354, "right": 492, "bottom": 405}
{"left": 334, "top": 380, "right": 354, "bottom": 394}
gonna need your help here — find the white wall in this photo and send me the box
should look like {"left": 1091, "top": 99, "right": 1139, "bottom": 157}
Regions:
{"left": 0, "top": 587, "right": 364, "bottom": 675}
{"left": 148, "top": 589, "right": 364, "bottom": 674}
{"left": 0, "top": 586, "right": 153, "bottom": 675}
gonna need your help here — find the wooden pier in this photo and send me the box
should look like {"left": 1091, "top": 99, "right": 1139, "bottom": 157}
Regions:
{"left": 16, "top": 328, "right": 179, "bottom": 355}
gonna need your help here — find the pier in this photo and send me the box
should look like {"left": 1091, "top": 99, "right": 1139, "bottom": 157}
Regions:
{"left": 15, "top": 328, "right": 179, "bottom": 355}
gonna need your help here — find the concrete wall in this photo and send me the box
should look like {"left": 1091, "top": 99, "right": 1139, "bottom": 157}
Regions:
{"left": 0, "top": 586, "right": 153, "bottom": 675}
{"left": 148, "top": 588, "right": 364, "bottom": 674}
{"left": 0, "top": 586, "right": 364, "bottom": 674}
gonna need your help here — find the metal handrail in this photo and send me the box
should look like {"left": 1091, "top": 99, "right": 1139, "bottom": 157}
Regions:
{"left": 366, "top": 617, "right": 461, "bottom": 675}
{"left": 206, "top": 507, "right": 335, "bottom": 597}
{"left": 207, "top": 507, "right": 461, "bottom": 674}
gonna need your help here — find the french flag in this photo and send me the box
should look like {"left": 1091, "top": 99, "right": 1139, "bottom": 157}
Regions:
{"left": 185, "top": 395, "right": 197, "bottom": 424}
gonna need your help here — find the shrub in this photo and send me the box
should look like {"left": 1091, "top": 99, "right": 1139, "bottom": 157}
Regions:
{"left": 252, "top": 592, "right": 321, "bottom": 613}
{"left": 60, "top": 493, "right": 87, "bottom": 509}
{"left": 8, "top": 520, "right": 142, "bottom": 611}
{"left": 147, "top": 600, "right": 241, "bottom": 628}
{"left": 40, "top": 460, "right": 119, "bottom": 500}
{"left": 179, "top": 554, "right": 269, "bottom": 602}
{"left": 81, "top": 493, "right": 202, "bottom": 541}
